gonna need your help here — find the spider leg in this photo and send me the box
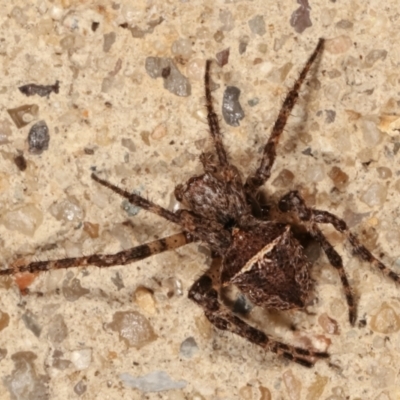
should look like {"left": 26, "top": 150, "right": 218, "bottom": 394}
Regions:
{"left": 279, "top": 190, "right": 399, "bottom": 324}
{"left": 92, "top": 173, "right": 231, "bottom": 251}
{"left": 189, "top": 275, "right": 329, "bottom": 367}
{"left": 245, "top": 39, "right": 324, "bottom": 194}
{"left": 0, "top": 232, "right": 194, "bottom": 276}
{"left": 204, "top": 60, "right": 229, "bottom": 167}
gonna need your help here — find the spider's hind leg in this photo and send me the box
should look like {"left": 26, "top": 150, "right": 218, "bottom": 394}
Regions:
{"left": 189, "top": 274, "right": 329, "bottom": 367}
{"left": 245, "top": 39, "right": 324, "bottom": 195}
{"left": 0, "top": 232, "right": 194, "bottom": 276}
{"left": 279, "top": 190, "right": 399, "bottom": 325}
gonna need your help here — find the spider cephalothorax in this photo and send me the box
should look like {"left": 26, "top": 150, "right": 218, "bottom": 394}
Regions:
{"left": 2, "top": 38, "right": 399, "bottom": 367}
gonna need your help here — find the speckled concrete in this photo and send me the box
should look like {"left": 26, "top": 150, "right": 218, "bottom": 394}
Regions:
{"left": 1, "top": 1, "right": 400, "bottom": 399}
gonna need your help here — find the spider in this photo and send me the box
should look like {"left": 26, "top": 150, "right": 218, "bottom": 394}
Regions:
{"left": 1, "top": 38, "right": 398, "bottom": 367}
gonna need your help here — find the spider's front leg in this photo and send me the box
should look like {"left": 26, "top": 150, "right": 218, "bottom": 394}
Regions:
{"left": 189, "top": 275, "right": 329, "bottom": 367}
{"left": 279, "top": 190, "right": 400, "bottom": 325}
{"left": 245, "top": 39, "right": 324, "bottom": 195}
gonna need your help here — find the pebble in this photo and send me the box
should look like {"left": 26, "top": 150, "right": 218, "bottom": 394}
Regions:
{"left": 318, "top": 313, "right": 340, "bottom": 335}
{"left": 219, "top": 9, "right": 235, "bottom": 31}
{"left": 328, "top": 166, "right": 349, "bottom": 190}
{"left": 325, "top": 36, "right": 352, "bottom": 54}
{"left": 28, "top": 120, "right": 50, "bottom": 154}
{"left": 145, "top": 57, "right": 191, "bottom": 96}
{"left": 70, "top": 348, "right": 92, "bottom": 370}
{"left": 74, "top": 380, "right": 87, "bottom": 396}
{"left": 0, "top": 118, "right": 12, "bottom": 143}
{"left": 222, "top": 86, "right": 244, "bottom": 127}
{"left": 370, "top": 303, "right": 400, "bottom": 334}
{"left": 47, "top": 314, "right": 68, "bottom": 344}
{"left": 376, "top": 166, "right": 392, "bottom": 179}
{"left": 290, "top": 0, "right": 312, "bottom": 34}
{"left": 248, "top": 15, "right": 266, "bottom": 36}
{"left": 3, "top": 352, "right": 49, "bottom": 399}
{"left": 305, "top": 163, "right": 325, "bottom": 182}
{"left": 361, "top": 117, "right": 382, "bottom": 146}
{"left": 360, "top": 182, "right": 387, "bottom": 207}
{"left": 107, "top": 311, "right": 157, "bottom": 348}
{"left": 283, "top": 369, "right": 302, "bottom": 400}
{"left": 103, "top": 32, "right": 116, "bottom": 53}
{"left": 171, "top": 38, "right": 193, "bottom": 59}
{"left": 62, "top": 277, "right": 90, "bottom": 302}
{"left": 7, "top": 104, "right": 39, "bottom": 129}
{"left": 49, "top": 196, "right": 84, "bottom": 222}
{"left": 1, "top": 204, "right": 43, "bottom": 236}
{"left": 364, "top": 49, "right": 388, "bottom": 68}
{"left": 120, "top": 370, "right": 187, "bottom": 392}
{"left": 180, "top": 337, "right": 199, "bottom": 358}
{"left": 21, "top": 311, "right": 42, "bottom": 337}
{"left": 272, "top": 169, "right": 294, "bottom": 187}
{"left": 134, "top": 287, "right": 156, "bottom": 314}
{"left": 0, "top": 310, "right": 10, "bottom": 331}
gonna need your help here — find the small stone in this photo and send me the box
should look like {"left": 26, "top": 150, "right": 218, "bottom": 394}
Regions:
{"left": 248, "top": 15, "right": 266, "bottom": 36}
{"left": 239, "top": 35, "right": 250, "bottom": 54}
{"left": 49, "top": 196, "right": 84, "bottom": 222}
{"left": 162, "top": 277, "right": 183, "bottom": 297}
{"left": 83, "top": 221, "right": 99, "bottom": 238}
{"left": 171, "top": 38, "right": 192, "bottom": 59}
{"left": 370, "top": 303, "right": 400, "bottom": 334}
{"left": 103, "top": 32, "right": 116, "bottom": 53}
{"left": 107, "top": 311, "right": 157, "bottom": 348}
{"left": 21, "top": 311, "right": 42, "bottom": 337}
{"left": 307, "top": 375, "right": 329, "bottom": 400}
{"left": 62, "top": 278, "right": 90, "bottom": 302}
{"left": 28, "top": 120, "right": 50, "bottom": 154}
{"left": 219, "top": 9, "right": 235, "bottom": 31}
{"left": 70, "top": 348, "right": 92, "bottom": 370}
{"left": 272, "top": 169, "right": 294, "bottom": 187}
{"left": 47, "top": 314, "right": 68, "bottom": 344}
{"left": 364, "top": 49, "right": 388, "bottom": 68}
{"left": 0, "top": 310, "right": 10, "bottom": 331}
{"left": 318, "top": 313, "right": 340, "bottom": 335}
{"left": 304, "top": 163, "right": 325, "bottom": 182}
{"left": 360, "top": 182, "right": 387, "bottom": 207}
{"left": 7, "top": 104, "right": 39, "bottom": 129}
{"left": 376, "top": 167, "right": 392, "bottom": 179}
{"left": 283, "top": 369, "right": 302, "bottom": 400}
{"left": 120, "top": 371, "right": 187, "bottom": 392}
{"left": 361, "top": 117, "right": 382, "bottom": 146}
{"left": 74, "top": 380, "right": 87, "bottom": 396}
{"left": 325, "top": 36, "right": 352, "bottom": 54}
{"left": 145, "top": 57, "right": 191, "bottom": 96}
{"left": 3, "top": 352, "right": 49, "bottom": 400}
{"left": 216, "top": 48, "right": 230, "bottom": 67}
{"left": 222, "top": 86, "right": 245, "bottom": 127}
{"left": 328, "top": 166, "right": 349, "bottom": 190}
{"left": 0, "top": 118, "right": 12, "bottom": 143}
{"left": 134, "top": 287, "right": 156, "bottom": 314}
{"left": 151, "top": 123, "right": 167, "bottom": 140}
{"left": 336, "top": 20, "right": 354, "bottom": 29}
{"left": 121, "top": 138, "right": 136, "bottom": 152}
{"left": 1, "top": 204, "right": 43, "bottom": 236}
{"left": 60, "top": 34, "right": 75, "bottom": 51}
{"left": 180, "top": 337, "right": 199, "bottom": 358}
{"left": 290, "top": 0, "right": 312, "bottom": 34}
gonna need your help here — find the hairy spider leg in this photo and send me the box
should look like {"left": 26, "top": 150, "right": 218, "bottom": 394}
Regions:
{"left": 205, "top": 59, "right": 229, "bottom": 167}
{"left": 0, "top": 232, "right": 194, "bottom": 276}
{"left": 245, "top": 38, "right": 324, "bottom": 194}
{"left": 189, "top": 275, "right": 329, "bottom": 367}
{"left": 279, "top": 190, "right": 399, "bottom": 325}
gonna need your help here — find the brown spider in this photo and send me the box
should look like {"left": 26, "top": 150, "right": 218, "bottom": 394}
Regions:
{"left": 2, "top": 38, "right": 398, "bottom": 367}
